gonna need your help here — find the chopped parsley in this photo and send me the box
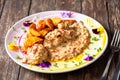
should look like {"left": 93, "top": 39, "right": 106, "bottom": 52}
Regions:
{"left": 64, "top": 64, "right": 67, "bottom": 68}
{"left": 92, "top": 37, "right": 99, "bottom": 41}
{"left": 50, "top": 69, "right": 53, "bottom": 71}
{"left": 84, "top": 53, "right": 88, "bottom": 55}
{"left": 74, "top": 64, "right": 78, "bottom": 66}
{"left": 92, "top": 55, "right": 96, "bottom": 57}
{"left": 23, "top": 30, "right": 27, "bottom": 33}
{"left": 85, "top": 45, "right": 89, "bottom": 49}
{"left": 91, "top": 25, "right": 94, "bottom": 27}
{"left": 41, "top": 68, "right": 44, "bottom": 70}
{"left": 53, "top": 63, "right": 58, "bottom": 67}
{"left": 12, "top": 27, "right": 15, "bottom": 31}
{"left": 79, "top": 61, "right": 82, "bottom": 65}
{"left": 90, "top": 42, "right": 93, "bottom": 44}
{"left": 14, "top": 36, "right": 19, "bottom": 39}
{"left": 16, "top": 55, "right": 21, "bottom": 59}
{"left": 21, "top": 27, "right": 27, "bottom": 33}
{"left": 97, "top": 47, "right": 102, "bottom": 52}
{"left": 72, "top": 61, "right": 75, "bottom": 63}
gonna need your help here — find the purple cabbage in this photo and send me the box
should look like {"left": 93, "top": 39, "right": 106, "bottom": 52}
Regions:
{"left": 85, "top": 56, "right": 93, "bottom": 61}
{"left": 92, "top": 29, "right": 100, "bottom": 34}
{"left": 23, "top": 21, "right": 32, "bottom": 27}
{"left": 37, "top": 61, "right": 51, "bottom": 68}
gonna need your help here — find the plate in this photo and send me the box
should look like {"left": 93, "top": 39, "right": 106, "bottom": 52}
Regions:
{"left": 5, "top": 10, "right": 108, "bottom": 73}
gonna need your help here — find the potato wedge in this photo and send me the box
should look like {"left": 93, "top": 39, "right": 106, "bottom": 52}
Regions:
{"left": 45, "top": 18, "right": 54, "bottom": 30}
{"left": 26, "top": 32, "right": 33, "bottom": 38}
{"left": 62, "top": 20, "right": 76, "bottom": 24}
{"left": 39, "top": 28, "right": 50, "bottom": 37}
{"left": 29, "top": 28, "right": 41, "bottom": 36}
{"left": 8, "top": 42, "right": 19, "bottom": 51}
{"left": 23, "top": 36, "right": 43, "bottom": 51}
{"left": 29, "top": 23, "right": 36, "bottom": 29}
{"left": 51, "top": 17, "right": 62, "bottom": 26}
{"left": 37, "top": 20, "right": 46, "bottom": 31}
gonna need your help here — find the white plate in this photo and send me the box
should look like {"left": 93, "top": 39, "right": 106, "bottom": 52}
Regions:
{"left": 5, "top": 10, "right": 108, "bottom": 73}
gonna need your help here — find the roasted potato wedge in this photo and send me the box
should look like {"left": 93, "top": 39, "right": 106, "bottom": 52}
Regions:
{"left": 26, "top": 32, "right": 33, "bottom": 38}
{"left": 29, "top": 23, "right": 41, "bottom": 36}
{"left": 45, "top": 18, "right": 54, "bottom": 30}
{"left": 37, "top": 20, "right": 46, "bottom": 31}
{"left": 8, "top": 42, "right": 19, "bottom": 51}
{"left": 51, "top": 17, "right": 62, "bottom": 26}
{"left": 39, "top": 28, "right": 51, "bottom": 37}
{"left": 23, "top": 36, "right": 43, "bottom": 52}
{"left": 29, "top": 28, "right": 41, "bottom": 36}
{"left": 29, "top": 23, "right": 36, "bottom": 29}
{"left": 62, "top": 20, "right": 76, "bottom": 24}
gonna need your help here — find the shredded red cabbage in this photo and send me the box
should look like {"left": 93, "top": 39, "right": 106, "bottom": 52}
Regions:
{"left": 85, "top": 56, "right": 93, "bottom": 61}
{"left": 92, "top": 29, "right": 100, "bottom": 34}
{"left": 37, "top": 61, "right": 51, "bottom": 68}
{"left": 23, "top": 21, "right": 32, "bottom": 27}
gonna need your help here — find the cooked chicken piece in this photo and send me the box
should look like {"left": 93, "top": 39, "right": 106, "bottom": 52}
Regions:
{"left": 22, "top": 44, "right": 48, "bottom": 65}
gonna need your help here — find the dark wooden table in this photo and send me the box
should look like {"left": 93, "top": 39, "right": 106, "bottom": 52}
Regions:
{"left": 0, "top": 0, "right": 120, "bottom": 80}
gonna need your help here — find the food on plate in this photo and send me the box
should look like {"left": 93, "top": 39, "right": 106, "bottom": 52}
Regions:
{"left": 9, "top": 17, "right": 90, "bottom": 65}
{"left": 39, "top": 28, "right": 51, "bottom": 37}
{"left": 51, "top": 17, "right": 62, "bottom": 26}
{"left": 23, "top": 36, "right": 43, "bottom": 52}
{"left": 44, "top": 21, "right": 90, "bottom": 61}
{"left": 22, "top": 44, "right": 48, "bottom": 65}
{"left": 37, "top": 20, "right": 46, "bottom": 31}
{"left": 8, "top": 42, "right": 19, "bottom": 51}
{"left": 29, "top": 27, "right": 41, "bottom": 37}
{"left": 45, "top": 18, "right": 54, "bottom": 30}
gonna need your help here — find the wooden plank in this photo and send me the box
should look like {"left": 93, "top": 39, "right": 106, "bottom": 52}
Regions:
{"left": 50, "top": 73, "right": 68, "bottom": 80}
{"left": 107, "top": 0, "right": 120, "bottom": 31}
{"left": 0, "top": 0, "right": 5, "bottom": 18}
{"left": 29, "top": 0, "right": 56, "bottom": 14}
{"left": 82, "top": 0, "right": 111, "bottom": 80}
{"left": 0, "top": 0, "right": 30, "bottom": 80}
{"left": 55, "top": 0, "right": 81, "bottom": 12}
{"left": 107, "top": 0, "right": 120, "bottom": 80}
{"left": 67, "top": 70, "right": 84, "bottom": 80}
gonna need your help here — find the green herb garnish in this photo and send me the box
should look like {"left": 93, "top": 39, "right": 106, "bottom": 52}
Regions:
{"left": 90, "top": 42, "right": 93, "bottom": 44}
{"left": 14, "top": 36, "right": 19, "bottom": 39}
{"left": 79, "top": 61, "right": 82, "bottom": 65}
{"left": 16, "top": 55, "right": 21, "bottom": 59}
{"left": 97, "top": 47, "right": 102, "bottom": 52}
{"left": 85, "top": 45, "right": 89, "bottom": 49}
{"left": 72, "top": 61, "right": 75, "bottom": 63}
{"left": 64, "top": 64, "right": 67, "bottom": 68}
{"left": 24, "top": 30, "right": 27, "bottom": 33}
{"left": 21, "top": 27, "right": 27, "bottom": 33}
{"left": 53, "top": 63, "right": 58, "bottom": 67}
{"left": 12, "top": 27, "right": 15, "bottom": 31}
{"left": 92, "top": 37, "right": 99, "bottom": 41}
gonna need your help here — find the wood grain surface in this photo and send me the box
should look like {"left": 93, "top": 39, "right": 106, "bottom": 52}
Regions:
{"left": 0, "top": 0, "right": 119, "bottom": 80}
